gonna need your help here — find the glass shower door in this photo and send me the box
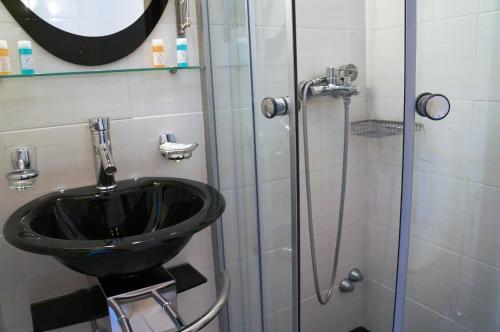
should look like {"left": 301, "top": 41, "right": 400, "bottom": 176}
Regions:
{"left": 206, "top": 0, "right": 298, "bottom": 330}
{"left": 253, "top": 0, "right": 406, "bottom": 331}
{"left": 404, "top": 1, "right": 500, "bottom": 331}
{"left": 251, "top": 0, "right": 297, "bottom": 330}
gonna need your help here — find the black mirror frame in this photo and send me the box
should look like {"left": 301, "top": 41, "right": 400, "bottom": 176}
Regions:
{"left": 1, "top": 0, "right": 169, "bottom": 66}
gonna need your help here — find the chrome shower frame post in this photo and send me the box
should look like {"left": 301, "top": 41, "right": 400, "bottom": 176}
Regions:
{"left": 195, "top": 0, "right": 230, "bottom": 331}
{"left": 393, "top": 0, "right": 417, "bottom": 331}
{"left": 286, "top": 0, "right": 301, "bottom": 331}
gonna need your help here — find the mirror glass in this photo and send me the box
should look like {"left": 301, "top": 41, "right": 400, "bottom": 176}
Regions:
{"left": 2, "top": 0, "right": 168, "bottom": 65}
{"left": 20, "top": 0, "right": 152, "bottom": 36}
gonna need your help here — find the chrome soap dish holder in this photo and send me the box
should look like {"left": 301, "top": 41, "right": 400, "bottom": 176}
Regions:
{"left": 5, "top": 145, "right": 39, "bottom": 190}
{"left": 350, "top": 119, "right": 423, "bottom": 138}
{"left": 159, "top": 133, "right": 198, "bottom": 161}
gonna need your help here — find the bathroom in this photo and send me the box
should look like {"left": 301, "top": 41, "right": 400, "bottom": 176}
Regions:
{"left": 0, "top": 0, "right": 498, "bottom": 331}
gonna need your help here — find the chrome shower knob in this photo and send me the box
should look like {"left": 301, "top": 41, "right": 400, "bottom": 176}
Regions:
{"left": 348, "top": 268, "right": 364, "bottom": 282}
{"left": 261, "top": 96, "right": 289, "bottom": 118}
{"left": 416, "top": 92, "right": 450, "bottom": 120}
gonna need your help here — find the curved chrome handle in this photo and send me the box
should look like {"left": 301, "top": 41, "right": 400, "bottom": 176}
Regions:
{"left": 178, "top": 271, "right": 230, "bottom": 332}
{"left": 109, "top": 272, "right": 230, "bottom": 332}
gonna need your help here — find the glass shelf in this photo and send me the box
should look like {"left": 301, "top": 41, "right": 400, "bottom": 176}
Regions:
{"left": 0, "top": 66, "right": 200, "bottom": 79}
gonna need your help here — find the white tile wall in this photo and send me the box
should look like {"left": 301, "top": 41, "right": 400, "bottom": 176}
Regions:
{"left": 0, "top": 2, "right": 218, "bottom": 331}
{"left": 455, "top": 257, "right": 500, "bottom": 331}
{"left": 469, "top": 102, "right": 500, "bottom": 187}
{"left": 365, "top": 222, "right": 398, "bottom": 288}
{"left": 411, "top": 172, "right": 468, "bottom": 252}
{"left": 406, "top": 239, "right": 461, "bottom": 317}
{"left": 417, "top": 0, "right": 478, "bottom": 22}
{"left": 463, "top": 182, "right": 500, "bottom": 268}
{"left": 474, "top": 11, "right": 500, "bottom": 101}
{"left": 416, "top": 16, "right": 477, "bottom": 101}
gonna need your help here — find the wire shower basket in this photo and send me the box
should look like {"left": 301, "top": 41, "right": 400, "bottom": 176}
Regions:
{"left": 350, "top": 119, "right": 423, "bottom": 138}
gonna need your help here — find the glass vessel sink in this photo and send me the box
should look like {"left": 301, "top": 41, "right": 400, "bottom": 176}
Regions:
{"left": 3, "top": 178, "right": 225, "bottom": 277}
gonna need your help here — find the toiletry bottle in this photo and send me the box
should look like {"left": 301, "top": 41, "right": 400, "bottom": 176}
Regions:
{"left": 18, "top": 40, "right": 34, "bottom": 75}
{"left": 0, "top": 40, "right": 11, "bottom": 75}
{"left": 152, "top": 39, "right": 166, "bottom": 68}
{"left": 176, "top": 37, "right": 188, "bottom": 68}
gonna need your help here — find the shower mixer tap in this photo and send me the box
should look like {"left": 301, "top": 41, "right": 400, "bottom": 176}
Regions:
{"left": 301, "top": 64, "right": 360, "bottom": 99}
{"left": 299, "top": 64, "right": 360, "bottom": 305}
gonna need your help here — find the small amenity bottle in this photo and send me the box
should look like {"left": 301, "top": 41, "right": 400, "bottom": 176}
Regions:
{"left": 152, "top": 39, "right": 166, "bottom": 68}
{"left": 176, "top": 37, "right": 188, "bottom": 67}
{"left": 18, "top": 40, "right": 34, "bottom": 75}
{"left": 0, "top": 40, "right": 11, "bottom": 75}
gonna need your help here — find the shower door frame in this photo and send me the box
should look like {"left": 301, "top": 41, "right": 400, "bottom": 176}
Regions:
{"left": 393, "top": 0, "right": 417, "bottom": 330}
{"left": 283, "top": 0, "right": 418, "bottom": 331}
{"left": 282, "top": 0, "right": 419, "bottom": 330}
{"left": 199, "top": 0, "right": 419, "bottom": 330}
{"left": 286, "top": 0, "right": 301, "bottom": 331}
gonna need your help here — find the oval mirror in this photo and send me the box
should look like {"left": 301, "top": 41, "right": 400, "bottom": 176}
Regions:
{"left": 1, "top": 0, "right": 169, "bottom": 65}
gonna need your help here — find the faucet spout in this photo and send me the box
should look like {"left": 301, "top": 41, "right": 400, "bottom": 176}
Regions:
{"left": 97, "top": 144, "right": 117, "bottom": 175}
{"left": 89, "top": 117, "right": 117, "bottom": 191}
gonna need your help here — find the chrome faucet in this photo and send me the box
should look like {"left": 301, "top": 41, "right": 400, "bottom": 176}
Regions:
{"left": 89, "top": 117, "right": 117, "bottom": 191}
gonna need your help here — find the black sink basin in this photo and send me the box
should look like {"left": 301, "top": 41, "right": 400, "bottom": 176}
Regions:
{"left": 3, "top": 178, "right": 225, "bottom": 277}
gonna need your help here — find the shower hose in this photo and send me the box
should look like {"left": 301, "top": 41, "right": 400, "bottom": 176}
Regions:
{"left": 302, "top": 80, "right": 350, "bottom": 305}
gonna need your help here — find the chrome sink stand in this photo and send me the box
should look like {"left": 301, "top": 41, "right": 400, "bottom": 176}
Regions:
{"left": 97, "top": 271, "right": 230, "bottom": 332}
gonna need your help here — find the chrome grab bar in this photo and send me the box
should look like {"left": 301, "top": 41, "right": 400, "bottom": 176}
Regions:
{"left": 108, "top": 272, "right": 230, "bottom": 332}
{"left": 178, "top": 271, "right": 230, "bottom": 332}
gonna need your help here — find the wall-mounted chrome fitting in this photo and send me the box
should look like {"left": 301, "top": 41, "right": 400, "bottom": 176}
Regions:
{"left": 5, "top": 145, "right": 39, "bottom": 191}
{"left": 300, "top": 64, "right": 360, "bottom": 100}
{"left": 348, "top": 268, "right": 364, "bottom": 282}
{"left": 339, "top": 268, "right": 364, "bottom": 293}
{"left": 175, "top": 0, "right": 191, "bottom": 36}
{"left": 159, "top": 134, "right": 198, "bottom": 161}
{"left": 339, "top": 279, "right": 354, "bottom": 292}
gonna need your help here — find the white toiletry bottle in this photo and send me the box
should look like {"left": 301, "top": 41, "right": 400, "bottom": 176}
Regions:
{"left": 0, "top": 40, "right": 11, "bottom": 75}
{"left": 152, "top": 39, "right": 166, "bottom": 68}
{"left": 176, "top": 37, "right": 188, "bottom": 67}
{"left": 18, "top": 40, "right": 34, "bottom": 75}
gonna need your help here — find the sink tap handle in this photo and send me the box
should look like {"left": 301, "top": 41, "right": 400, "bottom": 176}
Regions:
{"left": 89, "top": 117, "right": 111, "bottom": 132}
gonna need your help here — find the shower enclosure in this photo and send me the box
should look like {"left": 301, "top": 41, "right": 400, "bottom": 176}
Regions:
{"left": 203, "top": 0, "right": 500, "bottom": 331}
